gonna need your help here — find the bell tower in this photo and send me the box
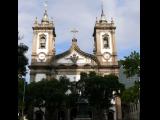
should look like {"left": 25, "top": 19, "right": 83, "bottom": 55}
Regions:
{"left": 93, "top": 4, "right": 118, "bottom": 66}
{"left": 29, "top": 3, "right": 56, "bottom": 82}
{"left": 31, "top": 10, "right": 56, "bottom": 63}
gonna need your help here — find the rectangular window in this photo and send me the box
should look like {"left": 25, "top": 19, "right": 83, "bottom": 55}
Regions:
{"left": 40, "top": 43, "right": 45, "bottom": 49}
{"left": 104, "top": 40, "right": 109, "bottom": 48}
{"left": 39, "top": 36, "right": 46, "bottom": 49}
{"left": 103, "top": 36, "right": 109, "bottom": 48}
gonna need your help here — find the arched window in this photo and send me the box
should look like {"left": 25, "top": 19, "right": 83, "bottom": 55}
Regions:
{"left": 103, "top": 34, "right": 109, "bottom": 48}
{"left": 39, "top": 35, "right": 46, "bottom": 49}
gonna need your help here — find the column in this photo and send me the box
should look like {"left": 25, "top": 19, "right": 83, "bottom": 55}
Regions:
{"left": 113, "top": 110, "right": 116, "bottom": 120}
{"left": 115, "top": 96, "right": 122, "bottom": 120}
{"left": 67, "top": 109, "right": 70, "bottom": 120}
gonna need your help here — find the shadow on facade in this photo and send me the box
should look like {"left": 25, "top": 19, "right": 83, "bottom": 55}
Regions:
{"left": 108, "top": 110, "right": 114, "bottom": 120}
{"left": 70, "top": 108, "right": 77, "bottom": 120}
{"left": 58, "top": 111, "right": 65, "bottom": 120}
{"left": 35, "top": 109, "right": 44, "bottom": 120}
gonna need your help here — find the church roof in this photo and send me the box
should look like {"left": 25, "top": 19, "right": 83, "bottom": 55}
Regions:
{"left": 53, "top": 38, "right": 100, "bottom": 65}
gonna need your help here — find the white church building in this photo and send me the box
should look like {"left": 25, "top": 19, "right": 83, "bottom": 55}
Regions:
{"left": 29, "top": 7, "right": 119, "bottom": 83}
{"left": 28, "top": 3, "right": 122, "bottom": 120}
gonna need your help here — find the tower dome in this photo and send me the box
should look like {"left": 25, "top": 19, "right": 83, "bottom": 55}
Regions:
{"left": 41, "top": 10, "right": 49, "bottom": 24}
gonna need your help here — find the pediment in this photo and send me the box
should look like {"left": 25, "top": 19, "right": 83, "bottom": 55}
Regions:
{"left": 55, "top": 50, "right": 96, "bottom": 66}
{"left": 51, "top": 39, "right": 100, "bottom": 66}
{"left": 51, "top": 43, "right": 100, "bottom": 66}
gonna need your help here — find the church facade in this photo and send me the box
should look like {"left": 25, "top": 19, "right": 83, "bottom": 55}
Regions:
{"left": 29, "top": 9, "right": 119, "bottom": 82}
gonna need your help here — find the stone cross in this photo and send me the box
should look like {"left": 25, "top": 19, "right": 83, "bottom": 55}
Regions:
{"left": 44, "top": 0, "right": 48, "bottom": 11}
{"left": 71, "top": 28, "right": 78, "bottom": 38}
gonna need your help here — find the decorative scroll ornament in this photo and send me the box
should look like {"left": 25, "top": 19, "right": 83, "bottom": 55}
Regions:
{"left": 70, "top": 54, "right": 79, "bottom": 64}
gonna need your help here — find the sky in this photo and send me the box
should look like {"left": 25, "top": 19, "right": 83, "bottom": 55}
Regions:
{"left": 18, "top": 0, "right": 140, "bottom": 83}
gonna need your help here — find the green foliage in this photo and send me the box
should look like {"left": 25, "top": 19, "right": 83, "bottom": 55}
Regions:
{"left": 120, "top": 50, "right": 140, "bottom": 104}
{"left": 104, "top": 74, "right": 125, "bottom": 95}
{"left": 80, "top": 72, "right": 88, "bottom": 80}
{"left": 65, "top": 92, "right": 78, "bottom": 109}
{"left": 18, "top": 32, "right": 29, "bottom": 76}
{"left": 25, "top": 77, "right": 74, "bottom": 119}
{"left": 18, "top": 32, "right": 29, "bottom": 119}
{"left": 26, "top": 79, "right": 65, "bottom": 107}
{"left": 80, "top": 72, "right": 124, "bottom": 110}
{"left": 121, "top": 51, "right": 140, "bottom": 77}
{"left": 88, "top": 71, "right": 97, "bottom": 78}
{"left": 77, "top": 72, "right": 125, "bottom": 120}
{"left": 18, "top": 78, "right": 28, "bottom": 119}
{"left": 121, "top": 81, "right": 140, "bottom": 103}
{"left": 24, "top": 72, "right": 125, "bottom": 119}
{"left": 59, "top": 76, "right": 70, "bottom": 91}
{"left": 18, "top": 79, "right": 25, "bottom": 110}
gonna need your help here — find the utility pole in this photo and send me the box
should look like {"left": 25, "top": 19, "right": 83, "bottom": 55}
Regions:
{"left": 19, "top": 73, "right": 26, "bottom": 120}
{"left": 22, "top": 78, "right": 26, "bottom": 120}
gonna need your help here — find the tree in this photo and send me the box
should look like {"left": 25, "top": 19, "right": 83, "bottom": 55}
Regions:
{"left": 80, "top": 72, "right": 88, "bottom": 80}
{"left": 121, "top": 51, "right": 140, "bottom": 78}
{"left": 18, "top": 32, "right": 29, "bottom": 119}
{"left": 121, "top": 81, "right": 140, "bottom": 103}
{"left": 18, "top": 77, "right": 27, "bottom": 117}
{"left": 79, "top": 72, "right": 124, "bottom": 120}
{"left": 120, "top": 50, "right": 140, "bottom": 104}
{"left": 25, "top": 77, "right": 73, "bottom": 120}
{"left": 18, "top": 32, "right": 28, "bottom": 76}
{"left": 24, "top": 73, "right": 125, "bottom": 120}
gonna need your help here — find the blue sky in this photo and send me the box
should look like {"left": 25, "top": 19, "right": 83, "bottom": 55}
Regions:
{"left": 18, "top": 0, "right": 140, "bottom": 82}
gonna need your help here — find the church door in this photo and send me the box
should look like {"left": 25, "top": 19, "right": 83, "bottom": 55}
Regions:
{"left": 35, "top": 110, "right": 44, "bottom": 120}
{"left": 108, "top": 111, "right": 114, "bottom": 120}
{"left": 70, "top": 108, "right": 77, "bottom": 120}
{"left": 58, "top": 111, "right": 65, "bottom": 120}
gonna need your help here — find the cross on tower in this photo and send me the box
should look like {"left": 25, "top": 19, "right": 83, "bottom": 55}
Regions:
{"left": 71, "top": 28, "right": 78, "bottom": 38}
{"left": 101, "top": 0, "right": 105, "bottom": 16}
{"left": 44, "top": 0, "right": 48, "bottom": 11}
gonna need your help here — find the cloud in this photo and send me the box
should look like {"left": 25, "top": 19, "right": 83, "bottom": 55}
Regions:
{"left": 104, "top": 0, "right": 140, "bottom": 55}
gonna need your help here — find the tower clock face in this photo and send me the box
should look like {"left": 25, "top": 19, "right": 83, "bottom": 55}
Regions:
{"left": 103, "top": 52, "right": 111, "bottom": 60}
{"left": 38, "top": 52, "right": 46, "bottom": 60}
